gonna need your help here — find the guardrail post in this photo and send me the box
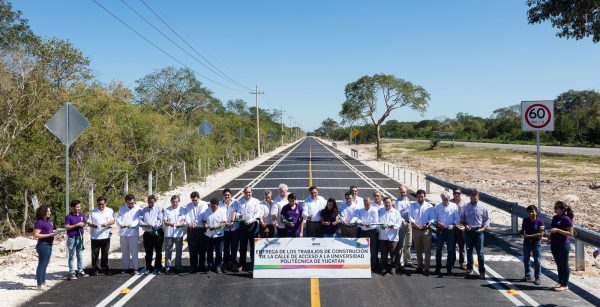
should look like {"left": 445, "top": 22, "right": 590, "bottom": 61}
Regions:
{"left": 403, "top": 170, "right": 406, "bottom": 183}
{"left": 511, "top": 210, "right": 518, "bottom": 234}
{"left": 417, "top": 174, "right": 420, "bottom": 189}
{"left": 383, "top": 163, "right": 386, "bottom": 174}
{"left": 392, "top": 167, "right": 395, "bottom": 178}
{"left": 576, "top": 239, "right": 585, "bottom": 271}
{"left": 148, "top": 170, "right": 153, "bottom": 196}
{"left": 426, "top": 180, "right": 431, "bottom": 194}
{"left": 410, "top": 172, "right": 413, "bottom": 187}
{"left": 124, "top": 173, "right": 129, "bottom": 194}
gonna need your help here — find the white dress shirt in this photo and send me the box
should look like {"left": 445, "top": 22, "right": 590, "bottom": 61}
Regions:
{"left": 186, "top": 201, "right": 209, "bottom": 228}
{"left": 259, "top": 200, "right": 273, "bottom": 225}
{"left": 394, "top": 196, "right": 411, "bottom": 221}
{"left": 116, "top": 204, "right": 142, "bottom": 237}
{"left": 202, "top": 207, "right": 227, "bottom": 238}
{"left": 409, "top": 201, "right": 435, "bottom": 226}
{"left": 434, "top": 202, "right": 460, "bottom": 226}
{"left": 356, "top": 206, "right": 379, "bottom": 231}
{"left": 340, "top": 201, "right": 361, "bottom": 224}
{"left": 236, "top": 197, "right": 261, "bottom": 224}
{"left": 89, "top": 207, "right": 114, "bottom": 240}
{"left": 164, "top": 206, "right": 187, "bottom": 238}
{"left": 302, "top": 195, "right": 327, "bottom": 221}
{"left": 378, "top": 207, "right": 402, "bottom": 241}
{"left": 352, "top": 196, "right": 364, "bottom": 207}
{"left": 272, "top": 194, "right": 289, "bottom": 229}
{"left": 219, "top": 199, "right": 239, "bottom": 232}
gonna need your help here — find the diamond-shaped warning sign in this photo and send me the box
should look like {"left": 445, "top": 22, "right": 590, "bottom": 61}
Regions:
{"left": 45, "top": 102, "right": 89, "bottom": 146}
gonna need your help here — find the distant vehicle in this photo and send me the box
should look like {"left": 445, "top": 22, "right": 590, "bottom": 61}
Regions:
{"left": 432, "top": 132, "right": 455, "bottom": 139}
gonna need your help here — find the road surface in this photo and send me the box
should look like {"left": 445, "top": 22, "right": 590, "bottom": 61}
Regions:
{"left": 394, "top": 138, "right": 600, "bottom": 156}
{"left": 27, "top": 137, "right": 597, "bottom": 307}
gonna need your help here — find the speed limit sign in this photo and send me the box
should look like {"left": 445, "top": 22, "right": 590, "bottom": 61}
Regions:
{"left": 521, "top": 100, "right": 554, "bottom": 131}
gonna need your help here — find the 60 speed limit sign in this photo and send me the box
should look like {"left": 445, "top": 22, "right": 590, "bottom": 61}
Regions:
{"left": 521, "top": 100, "right": 554, "bottom": 131}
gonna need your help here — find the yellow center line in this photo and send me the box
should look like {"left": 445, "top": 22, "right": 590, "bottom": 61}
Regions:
{"left": 308, "top": 143, "right": 320, "bottom": 307}
{"left": 310, "top": 277, "right": 321, "bottom": 307}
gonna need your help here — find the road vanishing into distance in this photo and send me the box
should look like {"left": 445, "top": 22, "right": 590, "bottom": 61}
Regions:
{"left": 395, "top": 138, "right": 600, "bottom": 156}
{"left": 28, "top": 137, "right": 597, "bottom": 307}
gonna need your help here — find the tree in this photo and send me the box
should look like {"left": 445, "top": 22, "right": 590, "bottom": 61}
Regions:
{"left": 555, "top": 90, "right": 600, "bottom": 143}
{"left": 134, "top": 66, "right": 216, "bottom": 119}
{"left": 319, "top": 118, "right": 341, "bottom": 138}
{"left": 226, "top": 99, "right": 248, "bottom": 115}
{"left": 0, "top": 0, "right": 38, "bottom": 50}
{"left": 527, "top": 0, "right": 600, "bottom": 43}
{"left": 341, "top": 74, "right": 430, "bottom": 158}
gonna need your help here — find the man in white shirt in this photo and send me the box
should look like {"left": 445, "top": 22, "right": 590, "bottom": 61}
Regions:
{"left": 116, "top": 194, "right": 142, "bottom": 274}
{"left": 356, "top": 197, "right": 380, "bottom": 271}
{"left": 140, "top": 195, "right": 164, "bottom": 275}
{"left": 202, "top": 198, "right": 227, "bottom": 274}
{"left": 259, "top": 190, "right": 275, "bottom": 238}
{"left": 88, "top": 196, "right": 115, "bottom": 276}
{"left": 163, "top": 195, "right": 186, "bottom": 274}
{"left": 378, "top": 197, "right": 402, "bottom": 275}
{"left": 394, "top": 185, "right": 413, "bottom": 268}
{"left": 372, "top": 191, "right": 384, "bottom": 209}
{"left": 409, "top": 189, "right": 435, "bottom": 275}
{"left": 271, "top": 184, "right": 289, "bottom": 237}
{"left": 350, "top": 185, "right": 364, "bottom": 207}
{"left": 340, "top": 191, "right": 360, "bottom": 237}
{"left": 450, "top": 187, "right": 467, "bottom": 270}
{"left": 186, "top": 191, "right": 209, "bottom": 274}
{"left": 303, "top": 186, "right": 327, "bottom": 237}
{"left": 220, "top": 188, "right": 239, "bottom": 272}
{"left": 236, "top": 186, "right": 261, "bottom": 272}
{"left": 434, "top": 191, "right": 460, "bottom": 276}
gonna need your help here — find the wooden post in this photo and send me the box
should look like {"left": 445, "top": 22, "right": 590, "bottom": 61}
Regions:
{"left": 124, "top": 173, "right": 129, "bottom": 194}
{"left": 88, "top": 183, "right": 94, "bottom": 211}
{"left": 148, "top": 170, "right": 153, "bottom": 196}
{"left": 169, "top": 169, "right": 173, "bottom": 190}
{"left": 182, "top": 161, "right": 187, "bottom": 183}
{"left": 198, "top": 157, "right": 202, "bottom": 177}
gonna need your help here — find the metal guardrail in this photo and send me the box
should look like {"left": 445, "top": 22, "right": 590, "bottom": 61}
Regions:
{"left": 425, "top": 174, "right": 600, "bottom": 271}
{"left": 332, "top": 142, "right": 337, "bottom": 148}
{"left": 351, "top": 148, "right": 359, "bottom": 158}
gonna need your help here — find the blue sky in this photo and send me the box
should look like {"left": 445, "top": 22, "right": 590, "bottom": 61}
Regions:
{"left": 12, "top": 0, "right": 600, "bottom": 131}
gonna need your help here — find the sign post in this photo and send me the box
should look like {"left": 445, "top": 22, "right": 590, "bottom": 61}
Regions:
{"left": 45, "top": 102, "right": 90, "bottom": 216}
{"left": 351, "top": 128, "right": 359, "bottom": 145}
{"left": 198, "top": 120, "right": 213, "bottom": 185}
{"left": 521, "top": 100, "right": 554, "bottom": 212}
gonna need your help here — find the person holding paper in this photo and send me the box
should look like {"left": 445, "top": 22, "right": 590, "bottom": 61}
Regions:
{"left": 340, "top": 191, "right": 360, "bottom": 238}
{"left": 203, "top": 198, "right": 227, "bottom": 274}
{"left": 140, "top": 195, "right": 164, "bottom": 275}
{"left": 357, "top": 197, "right": 380, "bottom": 271}
{"left": 33, "top": 205, "right": 60, "bottom": 291}
{"left": 116, "top": 194, "right": 142, "bottom": 275}
{"left": 378, "top": 197, "right": 402, "bottom": 275}
{"left": 320, "top": 198, "right": 339, "bottom": 238}
{"left": 434, "top": 191, "right": 459, "bottom": 276}
{"left": 271, "top": 184, "right": 289, "bottom": 237}
{"left": 65, "top": 200, "right": 88, "bottom": 280}
{"left": 220, "top": 188, "right": 239, "bottom": 272}
{"left": 236, "top": 186, "right": 261, "bottom": 272}
{"left": 280, "top": 193, "right": 304, "bottom": 238}
{"left": 88, "top": 196, "right": 114, "bottom": 276}
{"left": 460, "top": 189, "right": 490, "bottom": 279}
{"left": 186, "top": 191, "right": 209, "bottom": 274}
{"left": 303, "top": 186, "right": 327, "bottom": 237}
{"left": 450, "top": 187, "right": 467, "bottom": 270}
{"left": 394, "top": 185, "right": 414, "bottom": 269}
{"left": 163, "top": 195, "right": 186, "bottom": 274}
{"left": 409, "top": 189, "right": 435, "bottom": 275}
{"left": 259, "top": 190, "right": 275, "bottom": 238}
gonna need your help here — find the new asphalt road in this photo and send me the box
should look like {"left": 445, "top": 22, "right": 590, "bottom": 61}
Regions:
{"left": 27, "top": 137, "right": 598, "bottom": 307}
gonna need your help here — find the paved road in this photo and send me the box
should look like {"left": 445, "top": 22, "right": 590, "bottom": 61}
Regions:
{"left": 27, "top": 137, "right": 596, "bottom": 307}
{"left": 394, "top": 138, "right": 600, "bottom": 156}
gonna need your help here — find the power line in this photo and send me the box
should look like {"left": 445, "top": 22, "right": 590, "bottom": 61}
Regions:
{"left": 138, "top": 0, "right": 253, "bottom": 91}
{"left": 91, "top": 0, "right": 245, "bottom": 92}
{"left": 119, "top": 0, "right": 248, "bottom": 92}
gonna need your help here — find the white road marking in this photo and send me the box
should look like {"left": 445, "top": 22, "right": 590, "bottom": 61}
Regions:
{"left": 485, "top": 265, "right": 541, "bottom": 307}
{"left": 111, "top": 274, "right": 157, "bottom": 307}
{"left": 95, "top": 274, "right": 142, "bottom": 307}
{"left": 233, "top": 177, "right": 389, "bottom": 181}
{"left": 246, "top": 170, "right": 379, "bottom": 173}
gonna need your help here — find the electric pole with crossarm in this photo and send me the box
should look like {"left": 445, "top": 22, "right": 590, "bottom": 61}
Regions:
{"left": 250, "top": 85, "right": 264, "bottom": 157}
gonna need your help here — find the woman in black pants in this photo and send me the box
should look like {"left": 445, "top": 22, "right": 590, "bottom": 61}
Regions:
{"left": 549, "top": 201, "right": 574, "bottom": 292}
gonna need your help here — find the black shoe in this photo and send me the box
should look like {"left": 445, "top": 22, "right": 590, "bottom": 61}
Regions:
{"left": 520, "top": 276, "right": 532, "bottom": 282}
{"left": 394, "top": 268, "right": 402, "bottom": 275}
{"left": 190, "top": 268, "right": 198, "bottom": 274}
{"left": 446, "top": 270, "right": 452, "bottom": 276}
{"left": 434, "top": 269, "right": 441, "bottom": 275}
{"left": 104, "top": 269, "right": 112, "bottom": 276}
{"left": 423, "top": 270, "right": 430, "bottom": 276}
{"left": 415, "top": 267, "right": 423, "bottom": 273}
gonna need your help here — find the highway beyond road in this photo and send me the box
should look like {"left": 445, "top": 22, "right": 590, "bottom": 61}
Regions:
{"left": 27, "top": 137, "right": 597, "bottom": 307}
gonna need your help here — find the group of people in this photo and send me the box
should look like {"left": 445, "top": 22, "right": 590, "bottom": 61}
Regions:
{"left": 32, "top": 183, "right": 576, "bottom": 293}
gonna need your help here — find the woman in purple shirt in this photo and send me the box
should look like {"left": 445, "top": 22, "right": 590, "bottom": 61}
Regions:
{"left": 33, "top": 205, "right": 59, "bottom": 291}
{"left": 520, "top": 205, "right": 544, "bottom": 285}
{"left": 280, "top": 193, "right": 304, "bottom": 238}
{"left": 549, "top": 201, "right": 574, "bottom": 292}
{"left": 320, "top": 198, "right": 339, "bottom": 238}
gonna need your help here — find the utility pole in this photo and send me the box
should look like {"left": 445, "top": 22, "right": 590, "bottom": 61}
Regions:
{"left": 288, "top": 115, "right": 293, "bottom": 143}
{"left": 295, "top": 121, "right": 299, "bottom": 140}
{"left": 280, "top": 107, "right": 284, "bottom": 146}
{"left": 250, "top": 85, "right": 264, "bottom": 157}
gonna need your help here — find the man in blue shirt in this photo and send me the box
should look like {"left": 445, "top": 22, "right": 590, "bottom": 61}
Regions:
{"left": 460, "top": 189, "right": 490, "bottom": 279}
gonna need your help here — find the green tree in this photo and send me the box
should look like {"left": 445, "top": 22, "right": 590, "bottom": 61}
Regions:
{"left": 341, "top": 74, "right": 430, "bottom": 158}
{"left": 318, "top": 118, "right": 341, "bottom": 138}
{"left": 527, "top": 0, "right": 600, "bottom": 43}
